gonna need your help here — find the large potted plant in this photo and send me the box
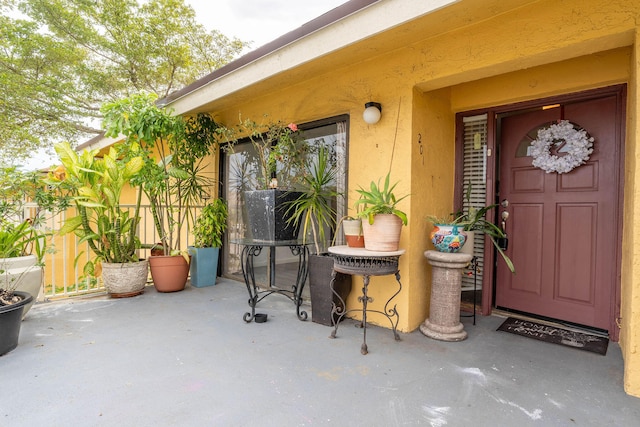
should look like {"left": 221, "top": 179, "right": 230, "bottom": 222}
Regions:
{"left": 188, "top": 198, "right": 228, "bottom": 287}
{"left": 48, "top": 142, "right": 148, "bottom": 298}
{"left": 0, "top": 222, "right": 44, "bottom": 316}
{"left": 0, "top": 208, "right": 43, "bottom": 354}
{"left": 0, "top": 166, "right": 69, "bottom": 318}
{"left": 219, "top": 117, "right": 307, "bottom": 241}
{"left": 354, "top": 172, "right": 409, "bottom": 252}
{"left": 102, "top": 94, "right": 221, "bottom": 292}
{"left": 285, "top": 145, "right": 351, "bottom": 326}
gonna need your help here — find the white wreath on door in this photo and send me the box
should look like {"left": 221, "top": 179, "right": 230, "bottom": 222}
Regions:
{"left": 530, "top": 120, "right": 594, "bottom": 174}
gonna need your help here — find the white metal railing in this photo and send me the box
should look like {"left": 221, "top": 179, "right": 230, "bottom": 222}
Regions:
{"left": 40, "top": 204, "right": 201, "bottom": 299}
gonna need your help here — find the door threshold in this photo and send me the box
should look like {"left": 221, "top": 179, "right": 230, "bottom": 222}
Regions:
{"left": 492, "top": 307, "right": 609, "bottom": 338}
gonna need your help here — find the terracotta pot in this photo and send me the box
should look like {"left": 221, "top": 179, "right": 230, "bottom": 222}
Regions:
{"left": 361, "top": 214, "right": 403, "bottom": 251}
{"left": 430, "top": 224, "right": 467, "bottom": 253}
{"left": 149, "top": 255, "right": 189, "bottom": 293}
{"left": 343, "top": 219, "right": 365, "bottom": 248}
{"left": 101, "top": 260, "right": 148, "bottom": 298}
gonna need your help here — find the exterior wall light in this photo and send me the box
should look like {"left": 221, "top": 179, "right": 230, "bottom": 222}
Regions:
{"left": 363, "top": 102, "right": 382, "bottom": 124}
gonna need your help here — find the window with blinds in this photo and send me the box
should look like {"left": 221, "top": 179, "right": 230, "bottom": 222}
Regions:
{"left": 461, "top": 114, "right": 488, "bottom": 291}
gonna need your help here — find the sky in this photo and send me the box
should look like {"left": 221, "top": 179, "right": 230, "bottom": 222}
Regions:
{"left": 22, "top": 0, "right": 348, "bottom": 170}
{"left": 186, "top": 0, "right": 347, "bottom": 50}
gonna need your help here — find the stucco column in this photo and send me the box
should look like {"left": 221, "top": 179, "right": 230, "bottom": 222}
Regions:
{"left": 420, "top": 250, "right": 473, "bottom": 342}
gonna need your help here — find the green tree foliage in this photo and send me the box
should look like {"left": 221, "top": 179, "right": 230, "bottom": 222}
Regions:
{"left": 0, "top": 0, "right": 248, "bottom": 164}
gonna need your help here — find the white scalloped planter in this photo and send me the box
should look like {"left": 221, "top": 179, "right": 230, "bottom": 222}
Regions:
{"left": 101, "top": 260, "right": 148, "bottom": 298}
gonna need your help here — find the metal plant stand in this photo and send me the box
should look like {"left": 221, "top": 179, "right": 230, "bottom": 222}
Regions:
{"left": 233, "top": 239, "right": 309, "bottom": 323}
{"left": 460, "top": 256, "right": 478, "bottom": 325}
{"left": 420, "top": 250, "right": 473, "bottom": 341}
{"left": 327, "top": 246, "right": 404, "bottom": 355}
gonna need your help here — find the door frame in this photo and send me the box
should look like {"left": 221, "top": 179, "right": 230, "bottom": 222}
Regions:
{"left": 455, "top": 84, "right": 626, "bottom": 339}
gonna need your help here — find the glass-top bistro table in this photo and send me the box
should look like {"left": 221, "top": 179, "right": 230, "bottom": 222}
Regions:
{"left": 232, "top": 239, "right": 309, "bottom": 323}
{"left": 327, "top": 245, "right": 405, "bottom": 355}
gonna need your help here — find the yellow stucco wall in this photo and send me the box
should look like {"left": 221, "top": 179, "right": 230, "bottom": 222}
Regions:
{"left": 621, "top": 29, "right": 640, "bottom": 397}
{"left": 408, "top": 87, "right": 456, "bottom": 330}
{"left": 182, "top": 0, "right": 640, "bottom": 395}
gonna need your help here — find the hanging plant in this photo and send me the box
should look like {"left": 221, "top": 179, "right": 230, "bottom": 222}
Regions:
{"left": 530, "top": 120, "right": 594, "bottom": 174}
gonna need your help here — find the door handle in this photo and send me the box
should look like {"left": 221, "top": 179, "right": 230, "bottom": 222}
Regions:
{"left": 498, "top": 209, "right": 509, "bottom": 251}
{"left": 501, "top": 210, "right": 509, "bottom": 230}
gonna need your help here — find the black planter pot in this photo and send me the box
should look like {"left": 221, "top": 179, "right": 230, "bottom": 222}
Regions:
{"left": 0, "top": 291, "right": 33, "bottom": 356}
{"left": 309, "top": 254, "right": 352, "bottom": 326}
{"left": 244, "top": 189, "right": 303, "bottom": 241}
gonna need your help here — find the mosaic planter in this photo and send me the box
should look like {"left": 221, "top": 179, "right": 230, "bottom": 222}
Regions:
{"left": 430, "top": 224, "right": 467, "bottom": 253}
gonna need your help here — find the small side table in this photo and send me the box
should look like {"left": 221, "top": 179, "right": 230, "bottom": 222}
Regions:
{"left": 327, "top": 246, "right": 404, "bottom": 355}
{"left": 232, "top": 239, "right": 309, "bottom": 323}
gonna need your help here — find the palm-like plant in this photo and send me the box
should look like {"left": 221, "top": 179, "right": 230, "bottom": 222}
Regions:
{"left": 285, "top": 145, "right": 339, "bottom": 254}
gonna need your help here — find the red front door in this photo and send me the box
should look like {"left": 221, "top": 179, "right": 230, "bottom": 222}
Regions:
{"left": 495, "top": 91, "right": 622, "bottom": 332}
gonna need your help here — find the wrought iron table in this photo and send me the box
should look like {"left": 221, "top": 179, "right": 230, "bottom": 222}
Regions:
{"left": 232, "top": 239, "right": 309, "bottom": 323}
{"left": 327, "top": 246, "right": 404, "bottom": 354}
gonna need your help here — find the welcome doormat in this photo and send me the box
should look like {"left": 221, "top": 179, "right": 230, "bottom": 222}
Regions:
{"left": 497, "top": 317, "right": 609, "bottom": 355}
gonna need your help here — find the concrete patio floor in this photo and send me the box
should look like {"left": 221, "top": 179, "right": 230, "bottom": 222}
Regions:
{"left": 3, "top": 278, "right": 640, "bottom": 426}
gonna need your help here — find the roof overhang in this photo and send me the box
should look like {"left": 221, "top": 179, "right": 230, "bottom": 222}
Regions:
{"left": 79, "top": 0, "right": 457, "bottom": 152}
{"left": 163, "top": 0, "right": 458, "bottom": 115}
